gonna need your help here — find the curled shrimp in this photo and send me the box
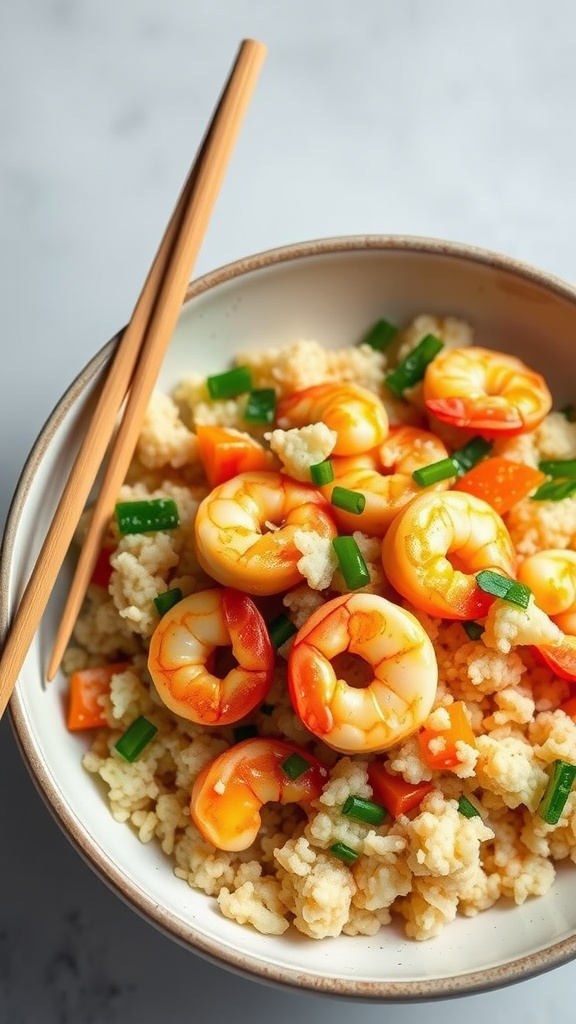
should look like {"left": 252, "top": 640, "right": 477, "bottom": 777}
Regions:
{"left": 381, "top": 490, "right": 517, "bottom": 619}
{"left": 148, "top": 587, "right": 274, "bottom": 725}
{"left": 275, "top": 382, "right": 388, "bottom": 455}
{"left": 194, "top": 470, "right": 337, "bottom": 596}
{"left": 517, "top": 550, "right": 576, "bottom": 680}
{"left": 322, "top": 426, "right": 451, "bottom": 536}
{"left": 288, "top": 593, "right": 437, "bottom": 754}
{"left": 424, "top": 346, "right": 552, "bottom": 437}
{"left": 190, "top": 738, "right": 327, "bottom": 851}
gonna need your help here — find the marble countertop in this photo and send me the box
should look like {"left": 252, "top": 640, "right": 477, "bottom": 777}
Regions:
{"left": 3, "top": 1, "right": 576, "bottom": 1020}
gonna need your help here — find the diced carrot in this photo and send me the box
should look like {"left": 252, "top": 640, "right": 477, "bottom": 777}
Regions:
{"left": 195, "top": 425, "right": 274, "bottom": 488}
{"left": 367, "top": 761, "right": 433, "bottom": 817}
{"left": 418, "top": 701, "right": 477, "bottom": 771}
{"left": 453, "top": 457, "right": 546, "bottom": 515}
{"left": 559, "top": 694, "right": 576, "bottom": 718}
{"left": 67, "top": 662, "right": 129, "bottom": 731}
{"left": 533, "top": 637, "right": 576, "bottom": 682}
{"left": 90, "top": 544, "right": 116, "bottom": 589}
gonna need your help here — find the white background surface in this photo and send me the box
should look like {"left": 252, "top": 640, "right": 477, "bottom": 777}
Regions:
{"left": 2, "top": 1, "right": 576, "bottom": 1020}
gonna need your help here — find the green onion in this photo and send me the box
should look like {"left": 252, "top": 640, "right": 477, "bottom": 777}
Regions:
{"left": 462, "top": 621, "right": 484, "bottom": 641}
{"left": 114, "top": 716, "right": 158, "bottom": 762}
{"left": 538, "top": 759, "right": 576, "bottom": 824}
{"left": 476, "top": 570, "right": 531, "bottom": 608}
{"left": 458, "top": 795, "right": 481, "bottom": 819}
{"left": 115, "top": 498, "right": 179, "bottom": 536}
{"left": 244, "top": 388, "right": 276, "bottom": 424}
{"left": 332, "top": 536, "right": 371, "bottom": 591}
{"left": 451, "top": 436, "right": 493, "bottom": 474}
{"left": 331, "top": 486, "right": 366, "bottom": 515}
{"left": 207, "top": 366, "right": 253, "bottom": 400}
{"left": 531, "top": 479, "right": 576, "bottom": 502}
{"left": 560, "top": 404, "right": 576, "bottom": 423}
{"left": 260, "top": 703, "right": 275, "bottom": 716}
{"left": 233, "top": 724, "right": 259, "bottom": 743}
{"left": 154, "top": 587, "right": 183, "bottom": 617}
{"left": 310, "top": 459, "right": 335, "bottom": 486}
{"left": 268, "top": 613, "right": 297, "bottom": 648}
{"left": 412, "top": 457, "right": 458, "bottom": 488}
{"left": 330, "top": 841, "right": 359, "bottom": 864}
{"left": 280, "top": 752, "right": 311, "bottom": 780}
{"left": 342, "top": 794, "right": 387, "bottom": 826}
{"left": 360, "top": 318, "right": 398, "bottom": 351}
{"left": 538, "top": 458, "right": 576, "bottom": 479}
{"left": 384, "top": 334, "right": 444, "bottom": 399}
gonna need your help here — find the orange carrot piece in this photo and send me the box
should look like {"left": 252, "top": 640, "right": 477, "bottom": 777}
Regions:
{"left": 418, "top": 701, "right": 477, "bottom": 771}
{"left": 560, "top": 694, "right": 576, "bottom": 718}
{"left": 367, "top": 761, "right": 433, "bottom": 817}
{"left": 453, "top": 457, "right": 546, "bottom": 515}
{"left": 67, "top": 662, "right": 129, "bottom": 731}
{"left": 533, "top": 636, "right": 576, "bottom": 682}
{"left": 90, "top": 544, "right": 116, "bottom": 589}
{"left": 195, "top": 424, "right": 273, "bottom": 488}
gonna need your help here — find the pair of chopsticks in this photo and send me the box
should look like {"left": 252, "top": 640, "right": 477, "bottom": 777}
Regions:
{"left": 0, "top": 38, "right": 267, "bottom": 720}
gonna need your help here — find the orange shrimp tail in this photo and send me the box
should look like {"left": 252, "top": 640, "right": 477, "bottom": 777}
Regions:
{"left": 425, "top": 397, "right": 524, "bottom": 436}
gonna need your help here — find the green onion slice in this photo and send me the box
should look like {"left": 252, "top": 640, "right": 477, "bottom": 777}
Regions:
{"left": 114, "top": 716, "right": 158, "bottom": 763}
{"left": 154, "top": 587, "right": 183, "bottom": 617}
{"left": 451, "top": 436, "right": 493, "bottom": 474}
{"left": 342, "top": 794, "right": 387, "bottom": 826}
{"left": 233, "top": 724, "right": 259, "bottom": 743}
{"left": 332, "top": 536, "right": 371, "bottom": 591}
{"left": 244, "top": 387, "right": 276, "bottom": 424}
{"left": 412, "top": 457, "right": 458, "bottom": 488}
{"left": 280, "top": 752, "right": 311, "bottom": 780}
{"left": 538, "top": 458, "right": 576, "bottom": 479}
{"left": 268, "top": 613, "right": 297, "bottom": 649}
{"left": 331, "top": 486, "right": 366, "bottom": 515}
{"left": 384, "top": 334, "right": 444, "bottom": 399}
{"left": 207, "top": 366, "right": 253, "bottom": 400}
{"left": 310, "top": 459, "right": 335, "bottom": 486}
{"left": 538, "top": 759, "right": 576, "bottom": 824}
{"left": 560, "top": 404, "right": 576, "bottom": 422}
{"left": 458, "top": 795, "right": 481, "bottom": 819}
{"left": 531, "top": 479, "right": 576, "bottom": 502}
{"left": 330, "top": 841, "right": 359, "bottom": 864}
{"left": 115, "top": 498, "right": 179, "bottom": 536}
{"left": 462, "top": 621, "right": 484, "bottom": 641}
{"left": 360, "top": 318, "right": 398, "bottom": 351}
{"left": 475, "top": 570, "right": 531, "bottom": 608}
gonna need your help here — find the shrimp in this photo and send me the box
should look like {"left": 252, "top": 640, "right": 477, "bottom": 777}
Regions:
{"left": 517, "top": 550, "right": 576, "bottom": 680}
{"left": 424, "top": 346, "right": 552, "bottom": 437}
{"left": 194, "top": 470, "right": 337, "bottom": 596}
{"left": 190, "top": 738, "right": 327, "bottom": 851}
{"left": 322, "top": 425, "right": 451, "bottom": 536}
{"left": 381, "top": 490, "right": 517, "bottom": 619}
{"left": 275, "top": 382, "right": 388, "bottom": 455}
{"left": 287, "top": 593, "right": 437, "bottom": 754}
{"left": 148, "top": 587, "right": 274, "bottom": 725}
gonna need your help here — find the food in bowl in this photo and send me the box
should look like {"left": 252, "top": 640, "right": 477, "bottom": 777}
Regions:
{"left": 61, "top": 306, "right": 576, "bottom": 944}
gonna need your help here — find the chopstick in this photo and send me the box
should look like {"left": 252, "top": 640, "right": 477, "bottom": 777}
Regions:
{"left": 0, "top": 38, "right": 267, "bottom": 716}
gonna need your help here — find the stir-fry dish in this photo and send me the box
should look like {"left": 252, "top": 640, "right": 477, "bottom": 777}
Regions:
{"left": 66, "top": 313, "right": 576, "bottom": 941}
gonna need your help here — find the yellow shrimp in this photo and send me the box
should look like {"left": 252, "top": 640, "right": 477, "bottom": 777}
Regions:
{"left": 322, "top": 425, "right": 451, "bottom": 536}
{"left": 148, "top": 587, "right": 274, "bottom": 725}
{"left": 287, "top": 593, "right": 437, "bottom": 754}
{"left": 190, "top": 738, "right": 327, "bottom": 851}
{"left": 194, "top": 470, "right": 337, "bottom": 596}
{"left": 424, "top": 346, "right": 552, "bottom": 437}
{"left": 518, "top": 550, "right": 576, "bottom": 681}
{"left": 381, "top": 490, "right": 517, "bottom": 619}
{"left": 275, "top": 381, "right": 388, "bottom": 455}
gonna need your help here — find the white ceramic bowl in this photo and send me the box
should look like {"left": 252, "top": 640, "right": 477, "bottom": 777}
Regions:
{"left": 4, "top": 235, "right": 576, "bottom": 1001}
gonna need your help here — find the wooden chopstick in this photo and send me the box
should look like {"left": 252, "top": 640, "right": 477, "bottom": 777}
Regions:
{"left": 0, "top": 38, "right": 267, "bottom": 715}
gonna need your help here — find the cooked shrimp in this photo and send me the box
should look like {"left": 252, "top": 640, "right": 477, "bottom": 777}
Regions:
{"left": 322, "top": 426, "right": 451, "bottom": 536}
{"left": 424, "top": 346, "right": 552, "bottom": 436}
{"left": 518, "top": 550, "right": 576, "bottom": 680}
{"left": 148, "top": 587, "right": 274, "bottom": 725}
{"left": 287, "top": 593, "right": 437, "bottom": 754}
{"left": 381, "top": 490, "right": 517, "bottom": 619}
{"left": 194, "top": 470, "right": 337, "bottom": 596}
{"left": 190, "top": 738, "right": 327, "bottom": 851}
{"left": 275, "top": 382, "right": 388, "bottom": 455}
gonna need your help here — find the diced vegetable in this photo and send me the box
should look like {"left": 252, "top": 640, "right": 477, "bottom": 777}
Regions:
{"left": 451, "top": 436, "right": 493, "bottom": 474}
{"left": 244, "top": 388, "right": 277, "bottom": 424}
{"left": 280, "top": 752, "right": 311, "bottom": 780}
{"left": 384, "top": 334, "right": 444, "bottom": 399}
{"left": 206, "top": 366, "right": 253, "bottom": 400}
{"left": 332, "top": 536, "right": 371, "bottom": 591}
{"left": 475, "top": 570, "right": 531, "bottom": 609}
{"left": 331, "top": 486, "right": 366, "bottom": 515}
{"left": 114, "top": 716, "right": 158, "bottom": 762}
{"left": 330, "top": 841, "right": 359, "bottom": 864}
{"left": 462, "top": 621, "right": 484, "bottom": 641}
{"left": 341, "top": 794, "right": 387, "bottom": 826}
{"left": 310, "top": 459, "right": 334, "bottom": 486}
{"left": 531, "top": 479, "right": 576, "bottom": 502}
{"left": 115, "top": 498, "right": 179, "bottom": 535}
{"left": 453, "top": 457, "right": 546, "bottom": 514}
{"left": 90, "top": 544, "right": 116, "bottom": 589}
{"left": 367, "top": 761, "right": 433, "bottom": 817}
{"left": 538, "top": 458, "right": 576, "bottom": 479}
{"left": 560, "top": 404, "right": 576, "bottom": 423}
{"left": 195, "top": 424, "right": 272, "bottom": 488}
{"left": 418, "top": 701, "right": 477, "bottom": 772}
{"left": 360, "top": 318, "right": 398, "bottom": 351}
{"left": 67, "top": 662, "right": 129, "bottom": 731}
{"left": 154, "top": 587, "right": 183, "bottom": 617}
{"left": 457, "top": 795, "right": 481, "bottom": 818}
{"left": 538, "top": 759, "right": 576, "bottom": 824}
{"left": 412, "top": 458, "right": 458, "bottom": 487}
{"left": 267, "top": 613, "right": 298, "bottom": 648}
{"left": 559, "top": 694, "right": 576, "bottom": 718}
{"left": 533, "top": 637, "right": 576, "bottom": 682}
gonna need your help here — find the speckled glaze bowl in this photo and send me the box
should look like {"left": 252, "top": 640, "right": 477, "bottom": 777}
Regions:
{"left": 4, "top": 236, "right": 576, "bottom": 1001}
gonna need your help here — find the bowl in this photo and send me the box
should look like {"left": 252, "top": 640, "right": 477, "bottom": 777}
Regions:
{"left": 4, "top": 234, "right": 576, "bottom": 1001}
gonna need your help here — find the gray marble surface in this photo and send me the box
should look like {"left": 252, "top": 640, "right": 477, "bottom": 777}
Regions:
{"left": 3, "top": 0, "right": 576, "bottom": 1020}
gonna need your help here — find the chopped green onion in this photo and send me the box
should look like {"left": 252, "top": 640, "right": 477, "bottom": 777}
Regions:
{"left": 360, "top": 318, "right": 398, "bottom": 351}
{"left": 234, "top": 724, "right": 259, "bottom": 743}
{"left": 538, "top": 759, "right": 576, "bottom": 824}
{"left": 207, "top": 366, "right": 253, "bottom": 400}
{"left": 115, "top": 498, "right": 179, "bottom": 536}
{"left": 451, "top": 436, "right": 493, "bottom": 474}
{"left": 531, "top": 479, "right": 576, "bottom": 502}
{"left": 560, "top": 404, "right": 576, "bottom": 422}
{"left": 458, "top": 795, "right": 481, "bottom": 819}
{"left": 244, "top": 388, "right": 276, "bottom": 424}
{"left": 280, "top": 752, "right": 311, "bottom": 780}
{"left": 476, "top": 570, "right": 531, "bottom": 608}
{"left": 310, "top": 459, "right": 335, "bottom": 486}
{"left": 342, "top": 794, "right": 387, "bottom": 826}
{"left": 154, "top": 587, "right": 183, "bottom": 617}
{"left": 412, "top": 457, "right": 458, "bottom": 488}
{"left": 384, "top": 334, "right": 444, "bottom": 399}
{"left": 332, "top": 536, "right": 371, "bottom": 591}
{"left": 268, "top": 613, "right": 297, "bottom": 648}
{"left": 331, "top": 486, "right": 366, "bottom": 515}
{"left": 114, "top": 716, "right": 157, "bottom": 762}
{"left": 538, "top": 458, "right": 576, "bottom": 479}
{"left": 462, "top": 621, "right": 484, "bottom": 641}
{"left": 260, "top": 703, "right": 275, "bottom": 716}
{"left": 330, "top": 841, "right": 359, "bottom": 864}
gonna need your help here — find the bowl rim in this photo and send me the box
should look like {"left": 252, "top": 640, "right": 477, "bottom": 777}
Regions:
{"left": 5, "top": 231, "right": 576, "bottom": 1001}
